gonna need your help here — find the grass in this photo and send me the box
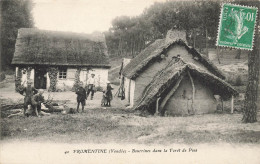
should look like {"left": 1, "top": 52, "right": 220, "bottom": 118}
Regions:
{"left": 1, "top": 108, "right": 260, "bottom": 145}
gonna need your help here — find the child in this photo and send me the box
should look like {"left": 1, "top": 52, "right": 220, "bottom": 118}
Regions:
{"left": 31, "top": 89, "right": 44, "bottom": 117}
{"left": 105, "top": 81, "right": 113, "bottom": 107}
{"left": 76, "top": 82, "right": 86, "bottom": 113}
{"left": 101, "top": 90, "right": 107, "bottom": 107}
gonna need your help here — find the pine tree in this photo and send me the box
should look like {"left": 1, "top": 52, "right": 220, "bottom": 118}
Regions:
{"left": 243, "top": 7, "right": 259, "bottom": 123}
{"left": 0, "top": 0, "right": 34, "bottom": 71}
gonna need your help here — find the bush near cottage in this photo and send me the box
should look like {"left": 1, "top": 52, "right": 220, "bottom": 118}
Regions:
{"left": 0, "top": 72, "right": 6, "bottom": 82}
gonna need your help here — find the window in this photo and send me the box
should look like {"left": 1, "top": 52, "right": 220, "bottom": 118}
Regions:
{"left": 58, "top": 68, "right": 67, "bottom": 79}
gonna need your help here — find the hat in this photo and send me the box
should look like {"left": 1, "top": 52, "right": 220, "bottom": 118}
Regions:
{"left": 39, "top": 89, "right": 44, "bottom": 93}
{"left": 91, "top": 73, "right": 95, "bottom": 76}
{"left": 107, "top": 81, "right": 110, "bottom": 84}
{"left": 27, "top": 81, "right": 33, "bottom": 84}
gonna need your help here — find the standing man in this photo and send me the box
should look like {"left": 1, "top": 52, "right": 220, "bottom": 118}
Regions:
{"left": 86, "top": 73, "right": 96, "bottom": 100}
{"left": 31, "top": 89, "right": 45, "bottom": 117}
{"left": 18, "top": 81, "right": 38, "bottom": 116}
{"left": 76, "top": 81, "right": 87, "bottom": 113}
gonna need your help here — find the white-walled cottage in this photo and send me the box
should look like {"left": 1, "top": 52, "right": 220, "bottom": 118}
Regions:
{"left": 12, "top": 28, "right": 110, "bottom": 91}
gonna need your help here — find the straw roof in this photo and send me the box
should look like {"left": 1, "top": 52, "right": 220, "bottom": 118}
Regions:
{"left": 122, "top": 30, "right": 225, "bottom": 80}
{"left": 134, "top": 58, "right": 238, "bottom": 112}
{"left": 12, "top": 28, "right": 110, "bottom": 68}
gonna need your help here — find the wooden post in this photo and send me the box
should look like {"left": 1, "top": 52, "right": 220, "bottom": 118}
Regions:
{"left": 188, "top": 71, "right": 195, "bottom": 114}
{"left": 155, "top": 97, "right": 161, "bottom": 115}
{"left": 205, "top": 28, "right": 209, "bottom": 57}
{"left": 231, "top": 96, "right": 234, "bottom": 114}
{"left": 15, "top": 67, "right": 18, "bottom": 77}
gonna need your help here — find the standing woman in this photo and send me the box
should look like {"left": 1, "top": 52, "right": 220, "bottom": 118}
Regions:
{"left": 106, "top": 81, "right": 113, "bottom": 107}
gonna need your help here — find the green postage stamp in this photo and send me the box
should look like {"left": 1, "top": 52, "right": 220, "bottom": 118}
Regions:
{"left": 217, "top": 3, "right": 258, "bottom": 50}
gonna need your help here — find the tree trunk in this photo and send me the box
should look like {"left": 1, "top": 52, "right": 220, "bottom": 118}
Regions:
{"left": 242, "top": 21, "right": 259, "bottom": 123}
{"left": 193, "top": 30, "right": 196, "bottom": 48}
{"left": 216, "top": 46, "right": 221, "bottom": 64}
{"left": 133, "top": 38, "right": 136, "bottom": 58}
{"left": 205, "top": 28, "right": 209, "bottom": 57}
{"left": 118, "top": 35, "right": 122, "bottom": 56}
{"left": 235, "top": 49, "right": 241, "bottom": 59}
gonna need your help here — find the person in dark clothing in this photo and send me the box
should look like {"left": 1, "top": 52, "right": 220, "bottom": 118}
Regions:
{"left": 18, "top": 81, "right": 38, "bottom": 116}
{"left": 76, "top": 82, "right": 87, "bottom": 112}
{"left": 31, "top": 89, "right": 45, "bottom": 117}
{"left": 105, "top": 81, "right": 113, "bottom": 107}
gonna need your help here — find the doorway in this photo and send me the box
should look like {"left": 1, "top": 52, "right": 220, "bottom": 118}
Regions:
{"left": 34, "top": 67, "right": 47, "bottom": 89}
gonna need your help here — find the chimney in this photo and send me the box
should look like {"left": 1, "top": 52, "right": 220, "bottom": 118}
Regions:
{"left": 165, "top": 30, "right": 187, "bottom": 45}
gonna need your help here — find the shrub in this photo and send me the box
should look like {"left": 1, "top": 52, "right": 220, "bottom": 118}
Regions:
{"left": 0, "top": 72, "right": 6, "bottom": 82}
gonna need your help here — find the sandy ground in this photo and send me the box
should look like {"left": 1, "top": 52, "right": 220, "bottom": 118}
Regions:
{"left": 0, "top": 75, "right": 127, "bottom": 110}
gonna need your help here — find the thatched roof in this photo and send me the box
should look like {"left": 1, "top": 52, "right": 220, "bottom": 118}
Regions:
{"left": 122, "top": 30, "right": 225, "bottom": 80}
{"left": 12, "top": 28, "right": 110, "bottom": 68}
{"left": 134, "top": 58, "right": 238, "bottom": 112}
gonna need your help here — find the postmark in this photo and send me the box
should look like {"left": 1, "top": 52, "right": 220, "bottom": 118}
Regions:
{"left": 216, "top": 3, "right": 258, "bottom": 50}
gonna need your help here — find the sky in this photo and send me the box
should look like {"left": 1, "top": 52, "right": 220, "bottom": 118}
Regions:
{"left": 33, "top": 0, "right": 165, "bottom": 34}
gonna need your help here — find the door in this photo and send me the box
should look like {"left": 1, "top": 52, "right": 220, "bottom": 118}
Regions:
{"left": 34, "top": 67, "right": 47, "bottom": 89}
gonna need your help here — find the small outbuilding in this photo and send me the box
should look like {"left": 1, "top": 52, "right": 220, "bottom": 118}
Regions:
{"left": 12, "top": 28, "right": 110, "bottom": 91}
{"left": 121, "top": 30, "right": 238, "bottom": 116}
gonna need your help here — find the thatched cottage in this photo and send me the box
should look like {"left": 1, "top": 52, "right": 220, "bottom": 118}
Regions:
{"left": 121, "top": 30, "right": 238, "bottom": 116}
{"left": 12, "top": 28, "right": 110, "bottom": 91}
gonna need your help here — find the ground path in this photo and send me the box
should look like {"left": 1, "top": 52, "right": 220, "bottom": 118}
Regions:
{"left": 0, "top": 75, "right": 127, "bottom": 110}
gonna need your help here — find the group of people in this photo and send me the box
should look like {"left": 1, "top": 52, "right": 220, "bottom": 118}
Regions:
{"left": 18, "top": 73, "right": 113, "bottom": 116}
{"left": 75, "top": 73, "right": 114, "bottom": 113}
{"left": 18, "top": 81, "right": 46, "bottom": 117}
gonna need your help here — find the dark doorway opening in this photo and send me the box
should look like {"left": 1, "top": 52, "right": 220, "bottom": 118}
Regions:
{"left": 34, "top": 67, "right": 47, "bottom": 89}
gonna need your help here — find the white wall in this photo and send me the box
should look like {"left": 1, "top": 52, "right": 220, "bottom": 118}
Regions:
{"left": 17, "top": 66, "right": 109, "bottom": 91}
{"left": 56, "top": 68, "right": 76, "bottom": 91}
{"left": 55, "top": 67, "right": 109, "bottom": 91}
{"left": 19, "top": 68, "right": 34, "bottom": 87}
{"left": 123, "top": 77, "right": 135, "bottom": 107}
{"left": 124, "top": 77, "right": 130, "bottom": 102}
{"left": 86, "top": 68, "right": 108, "bottom": 88}
{"left": 129, "top": 80, "right": 135, "bottom": 107}
{"left": 46, "top": 72, "right": 50, "bottom": 90}
{"left": 120, "top": 58, "right": 131, "bottom": 86}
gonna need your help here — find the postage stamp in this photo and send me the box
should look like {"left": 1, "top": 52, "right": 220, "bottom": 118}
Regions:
{"left": 216, "top": 3, "right": 258, "bottom": 50}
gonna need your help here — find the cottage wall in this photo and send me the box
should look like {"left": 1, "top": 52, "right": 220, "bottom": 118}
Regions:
{"left": 129, "top": 80, "right": 135, "bottom": 107}
{"left": 164, "top": 75, "right": 217, "bottom": 115}
{"left": 16, "top": 66, "right": 108, "bottom": 91}
{"left": 87, "top": 68, "right": 108, "bottom": 88}
{"left": 14, "top": 67, "right": 106, "bottom": 91}
{"left": 120, "top": 58, "right": 131, "bottom": 85}
{"left": 124, "top": 77, "right": 131, "bottom": 102}
{"left": 55, "top": 68, "right": 109, "bottom": 91}
{"left": 122, "top": 77, "right": 135, "bottom": 106}
{"left": 17, "top": 67, "right": 34, "bottom": 87}
{"left": 133, "top": 45, "right": 197, "bottom": 107}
